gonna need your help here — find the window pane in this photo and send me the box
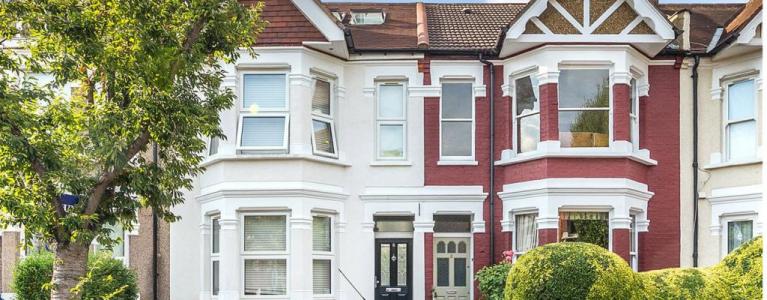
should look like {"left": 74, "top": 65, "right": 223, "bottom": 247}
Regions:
{"left": 433, "top": 215, "right": 471, "bottom": 233}
{"left": 559, "top": 70, "right": 610, "bottom": 109}
{"left": 312, "top": 120, "right": 335, "bottom": 154}
{"left": 243, "top": 215, "right": 286, "bottom": 251}
{"left": 313, "top": 79, "right": 331, "bottom": 115}
{"left": 441, "top": 121, "right": 472, "bottom": 156}
{"left": 212, "top": 261, "right": 220, "bottom": 296}
{"left": 379, "top": 84, "right": 405, "bottom": 118}
{"left": 397, "top": 244, "right": 407, "bottom": 286}
{"left": 559, "top": 110, "right": 609, "bottom": 147}
{"left": 241, "top": 117, "right": 286, "bottom": 147}
{"left": 436, "top": 241, "right": 445, "bottom": 253}
{"left": 630, "top": 216, "right": 637, "bottom": 252}
{"left": 212, "top": 219, "right": 220, "bottom": 254}
{"left": 436, "top": 258, "right": 449, "bottom": 287}
{"left": 728, "top": 80, "right": 754, "bottom": 120}
{"left": 454, "top": 258, "right": 467, "bottom": 287}
{"left": 243, "top": 74, "right": 286, "bottom": 110}
{"left": 352, "top": 11, "right": 384, "bottom": 24}
{"left": 447, "top": 242, "right": 456, "bottom": 253}
{"left": 441, "top": 83, "right": 473, "bottom": 119}
{"left": 727, "top": 120, "right": 757, "bottom": 160}
{"left": 518, "top": 114, "right": 540, "bottom": 153}
{"left": 515, "top": 214, "right": 538, "bottom": 252}
{"left": 457, "top": 242, "right": 467, "bottom": 253}
{"left": 106, "top": 224, "right": 125, "bottom": 257}
{"left": 380, "top": 244, "right": 390, "bottom": 286}
{"left": 374, "top": 216, "right": 414, "bottom": 232}
{"left": 728, "top": 220, "right": 753, "bottom": 253}
{"left": 630, "top": 79, "right": 637, "bottom": 115}
{"left": 515, "top": 76, "right": 539, "bottom": 115}
{"left": 313, "top": 216, "right": 331, "bottom": 252}
{"left": 379, "top": 124, "right": 404, "bottom": 158}
{"left": 313, "top": 259, "right": 331, "bottom": 294}
{"left": 244, "top": 259, "right": 287, "bottom": 295}
{"left": 209, "top": 136, "right": 219, "bottom": 156}
{"left": 559, "top": 212, "right": 609, "bottom": 248}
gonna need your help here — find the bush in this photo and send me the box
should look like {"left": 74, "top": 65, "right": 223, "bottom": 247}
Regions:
{"left": 13, "top": 251, "right": 138, "bottom": 300}
{"left": 476, "top": 262, "right": 512, "bottom": 300}
{"left": 712, "top": 236, "right": 763, "bottom": 299}
{"left": 504, "top": 242, "right": 642, "bottom": 300}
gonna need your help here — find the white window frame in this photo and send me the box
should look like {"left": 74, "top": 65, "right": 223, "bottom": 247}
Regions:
{"left": 629, "top": 214, "right": 638, "bottom": 271}
{"left": 312, "top": 214, "right": 335, "bottom": 297}
{"left": 722, "top": 76, "right": 758, "bottom": 162}
{"left": 512, "top": 71, "right": 541, "bottom": 153}
{"left": 511, "top": 211, "right": 538, "bottom": 261}
{"left": 557, "top": 209, "right": 613, "bottom": 251}
{"left": 557, "top": 66, "right": 613, "bottom": 148}
{"left": 211, "top": 216, "right": 220, "bottom": 297}
{"left": 236, "top": 71, "right": 290, "bottom": 152}
{"left": 439, "top": 80, "right": 476, "bottom": 161}
{"left": 310, "top": 75, "right": 339, "bottom": 158}
{"left": 240, "top": 212, "right": 291, "bottom": 298}
{"left": 349, "top": 10, "right": 385, "bottom": 25}
{"left": 720, "top": 214, "right": 757, "bottom": 258}
{"left": 375, "top": 81, "right": 408, "bottom": 161}
{"left": 630, "top": 78, "right": 640, "bottom": 150}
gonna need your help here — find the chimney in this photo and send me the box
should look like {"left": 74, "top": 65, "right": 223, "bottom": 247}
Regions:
{"left": 416, "top": 1, "right": 429, "bottom": 49}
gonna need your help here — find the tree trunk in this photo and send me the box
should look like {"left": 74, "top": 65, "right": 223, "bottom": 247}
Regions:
{"left": 51, "top": 242, "right": 90, "bottom": 300}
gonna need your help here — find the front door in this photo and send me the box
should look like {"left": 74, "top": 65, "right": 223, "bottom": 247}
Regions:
{"left": 375, "top": 239, "right": 412, "bottom": 300}
{"left": 433, "top": 237, "right": 471, "bottom": 300}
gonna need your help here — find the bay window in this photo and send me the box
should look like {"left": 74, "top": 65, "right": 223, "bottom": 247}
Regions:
{"left": 514, "top": 213, "right": 538, "bottom": 259}
{"left": 515, "top": 75, "right": 540, "bottom": 153}
{"left": 312, "top": 215, "right": 333, "bottom": 295}
{"left": 311, "top": 77, "right": 338, "bottom": 157}
{"left": 630, "top": 215, "right": 638, "bottom": 271}
{"left": 238, "top": 73, "right": 289, "bottom": 151}
{"left": 242, "top": 214, "right": 288, "bottom": 296}
{"left": 440, "top": 82, "right": 474, "bottom": 160}
{"left": 558, "top": 69, "right": 610, "bottom": 148}
{"left": 377, "top": 82, "right": 407, "bottom": 160}
{"left": 211, "top": 217, "right": 220, "bottom": 296}
{"left": 559, "top": 211, "right": 609, "bottom": 248}
{"left": 726, "top": 219, "right": 754, "bottom": 253}
{"left": 630, "top": 78, "right": 639, "bottom": 150}
{"left": 724, "top": 79, "right": 757, "bottom": 161}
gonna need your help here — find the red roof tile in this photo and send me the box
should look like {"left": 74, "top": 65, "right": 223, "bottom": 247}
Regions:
{"left": 425, "top": 3, "right": 525, "bottom": 51}
{"left": 324, "top": 3, "right": 419, "bottom": 51}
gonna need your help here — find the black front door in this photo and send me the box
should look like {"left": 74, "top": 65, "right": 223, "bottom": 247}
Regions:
{"left": 375, "top": 239, "right": 412, "bottom": 300}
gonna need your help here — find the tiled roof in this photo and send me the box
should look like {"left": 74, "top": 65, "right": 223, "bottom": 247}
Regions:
{"left": 425, "top": 4, "right": 525, "bottom": 51}
{"left": 658, "top": 3, "right": 745, "bottom": 52}
{"left": 716, "top": 0, "right": 763, "bottom": 50}
{"left": 324, "top": 3, "right": 419, "bottom": 51}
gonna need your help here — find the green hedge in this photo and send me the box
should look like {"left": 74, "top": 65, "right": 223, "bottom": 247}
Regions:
{"left": 12, "top": 251, "right": 139, "bottom": 300}
{"left": 476, "top": 262, "right": 512, "bottom": 300}
{"left": 502, "top": 236, "right": 763, "bottom": 300}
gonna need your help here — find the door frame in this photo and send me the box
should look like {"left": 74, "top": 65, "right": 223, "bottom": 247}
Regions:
{"left": 375, "top": 238, "right": 413, "bottom": 300}
{"left": 432, "top": 233, "right": 473, "bottom": 300}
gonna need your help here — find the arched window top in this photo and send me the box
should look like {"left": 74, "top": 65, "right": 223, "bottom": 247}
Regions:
{"left": 447, "top": 241, "right": 456, "bottom": 253}
{"left": 437, "top": 241, "right": 446, "bottom": 253}
{"left": 458, "top": 241, "right": 467, "bottom": 253}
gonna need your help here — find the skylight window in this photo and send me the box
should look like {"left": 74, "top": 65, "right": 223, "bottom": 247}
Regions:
{"left": 350, "top": 10, "right": 385, "bottom": 25}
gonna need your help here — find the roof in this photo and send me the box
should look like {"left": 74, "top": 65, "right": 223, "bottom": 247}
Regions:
{"left": 658, "top": 3, "right": 745, "bottom": 51}
{"left": 425, "top": 3, "right": 525, "bottom": 51}
{"left": 324, "top": 3, "right": 419, "bottom": 51}
{"left": 716, "top": 0, "right": 763, "bottom": 49}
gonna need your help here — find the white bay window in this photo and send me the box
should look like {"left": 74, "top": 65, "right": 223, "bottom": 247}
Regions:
{"left": 238, "top": 73, "right": 289, "bottom": 151}
{"left": 211, "top": 217, "right": 220, "bottom": 296}
{"left": 242, "top": 214, "right": 288, "bottom": 296}
{"left": 311, "top": 77, "right": 338, "bottom": 157}
{"left": 440, "top": 82, "right": 474, "bottom": 160}
{"left": 724, "top": 79, "right": 757, "bottom": 162}
{"left": 558, "top": 69, "right": 610, "bottom": 148}
{"left": 312, "top": 215, "right": 333, "bottom": 295}
{"left": 377, "top": 82, "right": 407, "bottom": 160}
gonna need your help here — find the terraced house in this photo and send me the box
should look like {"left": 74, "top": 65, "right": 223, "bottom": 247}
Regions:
{"left": 0, "top": 0, "right": 762, "bottom": 300}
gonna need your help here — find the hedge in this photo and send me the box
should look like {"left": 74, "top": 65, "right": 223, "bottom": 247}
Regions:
{"left": 12, "top": 251, "right": 139, "bottom": 300}
{"left": 476, "top": 262, "right": 512, "bottom": 300}
{"left": 502, "top": 236, "right": 762, "bottom": 300}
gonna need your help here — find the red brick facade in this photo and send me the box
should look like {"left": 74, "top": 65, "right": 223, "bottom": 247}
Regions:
{"left": 247, "top": 0, "right": 327, "bottom": 46}
{"left": 539, "top": 83, "right": 559, "bottom": 141}
{"left": 613, "top": 84, "right": 632, "bottom": 141}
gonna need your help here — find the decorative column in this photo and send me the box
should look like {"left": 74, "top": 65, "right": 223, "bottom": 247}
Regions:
{"left": 414, "top": 220, "right": 434, "bottom": 300}
{"left": 360, "top": 221, "right": 376, "bottom": 299}
{"left": 611, "top": 216, "right": 632, "bottom": 263}
{"left": 289, "top": 215, "right": 313, "bottom": 300}
{"left": 537, "top": 71, "right": 560, "bottom": 142}
{"left": 219, "top": 74, "right": 238, "bottom": 156}
{"left": 198, "top": 223, "right": 212, "bottom": 300}
{"left": 217, "top": 218, "right": 240, "bottom": 300}
{"left": 335, "top": 221, "right": 347, "bottom": 300}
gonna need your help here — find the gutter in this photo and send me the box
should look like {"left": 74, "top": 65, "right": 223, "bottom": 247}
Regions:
{"left": 479, "top": 53, "right": 496, "bottom": 263}
{"left": 690, "top": 55, "right": 700, "bottom": 267}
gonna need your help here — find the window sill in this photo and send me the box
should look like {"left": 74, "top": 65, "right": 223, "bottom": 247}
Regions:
{"left": 437, "top": 160, "right": 479, "bottom": 166}
{"left": 495, "top": 142, "right": 657, "bottom": 166}
{"left": 201, "top": 153, "right": 352, "bottom": 168}
{"left": 703, "top": 159, "right": 762, "bottom": 170}
{"left": 370, "top": 160, "right": 412, "bottom": 167}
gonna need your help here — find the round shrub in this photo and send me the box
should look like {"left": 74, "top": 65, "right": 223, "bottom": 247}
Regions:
{"left": 477, "top": 262, "right": 511, "bottom": 300}
{"left": 12, "top": 252, "right": 54, "bottom": 300}
{"left": 711, "top": 236, "right": 762, "bottom": 300}
{"left": 504, "top": 242, "right": 642, "bottom": 300}
{"left": 12, "top": 251, "right": 138, "bottom": 300}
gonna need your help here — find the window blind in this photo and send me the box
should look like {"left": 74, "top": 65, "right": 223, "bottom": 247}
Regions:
{"left": 312, "top": 120, "right": 335, "bottom": 154}
{"left": 244, "top": 259, "right": 287, "bottom": 295}
{"left": 243, "top": 215, "right": 286, "bottom": 251}
{"left": 379, "top": 84, "right": 404, "bottom": 118}
{"left": 212, "top": 219, "right": 220, "bottom": 254}
{"left": 313, "top": 216, "right": 331, "bottom": 252}
{"left": 312, "top": 79, "right": 331, "bottom": 115}
{"left": 242, "top": 74, "right": 286, "bottom": 110}
{"left": 313, "top": 259, "right": 331, "bottom": 294}
{"left": 240, "top": 117, "right": 286, "bottom": 148}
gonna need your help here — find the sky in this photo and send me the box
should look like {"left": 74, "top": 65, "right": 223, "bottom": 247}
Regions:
{"left": 321, "top": 0, "right": 748, "bottom": 3}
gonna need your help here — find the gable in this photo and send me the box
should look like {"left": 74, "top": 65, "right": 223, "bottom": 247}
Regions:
{"left": 501, "top": 0, "right": 675, "bottom": 57}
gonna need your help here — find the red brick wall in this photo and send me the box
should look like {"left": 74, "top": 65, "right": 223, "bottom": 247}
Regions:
{"left": 246, "top": 0, "right": 327, "bottom": 46}
{"left": 613, "top": 84, "right": 631, "bottom": 141}
{"left": 539, "top": 83, "right": 559, "bottom": 141}
{"left": 425, "top": 233, "right": 433, "bottom": 300}
{"left": 612, "top": 228, "right": 631, "bottom": 262}
{"left": 538, "top": 228, "right": 559, "bottom": 245}
{"left": 503, "top": 157, "right": 650, "bottom": 183}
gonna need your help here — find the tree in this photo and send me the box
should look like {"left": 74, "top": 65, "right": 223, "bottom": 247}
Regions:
{"left": 0, "top": 1, "right": 265, "bottom": 298}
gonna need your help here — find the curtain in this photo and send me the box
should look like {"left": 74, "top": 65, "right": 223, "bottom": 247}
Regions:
{"left": 728, "top": 220, "right": 754, "bottom": 253}
{"left": 515, "top": 214, "right": 538, "bottom": 252}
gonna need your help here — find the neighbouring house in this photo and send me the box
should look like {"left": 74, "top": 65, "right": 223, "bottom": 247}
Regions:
{"left": 0, "top": 1, "right": 762, "bottom": 300}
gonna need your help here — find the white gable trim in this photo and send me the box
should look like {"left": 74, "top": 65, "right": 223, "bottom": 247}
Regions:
{"left": 291, "top": 0, "right": 344, "bottom": 42}
{"left": 735, "top": 10, "right": 763, "bottom": 45}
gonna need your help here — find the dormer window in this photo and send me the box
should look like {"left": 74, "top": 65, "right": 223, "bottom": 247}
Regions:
{"left": 350, "top": 10, "right": 385, "bottom": 25}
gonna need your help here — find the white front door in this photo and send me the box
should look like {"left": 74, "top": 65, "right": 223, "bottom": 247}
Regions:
{"left": 433, "top": 237, "right": 470, "bottom": 300}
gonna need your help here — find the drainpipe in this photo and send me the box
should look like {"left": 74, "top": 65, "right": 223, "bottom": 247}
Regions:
{"left": 691, "top": 55, "right": 700, "bottom": 267}
{"left": 152, "top": 142, "right": 159, "bottom": 300}
{"left": 479, "top": 53, "right": 495, "bottom": 263}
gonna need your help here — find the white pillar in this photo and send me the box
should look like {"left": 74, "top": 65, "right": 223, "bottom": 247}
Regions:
{"left": 218, "top": 218, "right": 240, "bottom": 300}
{"left": 199, "top": 223, "right": 212, "bottom": 300}
{"left": 359, "top": 222, "right": 376, "bottom": 299}
{"left": 414, "top": 221, "right": 434, "bottom": 300}
{"left": 290, "top": 215, "right": 313, "bottom": 299}
{"left": 335, "top": 221, "right": 347, "bottom": 300}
